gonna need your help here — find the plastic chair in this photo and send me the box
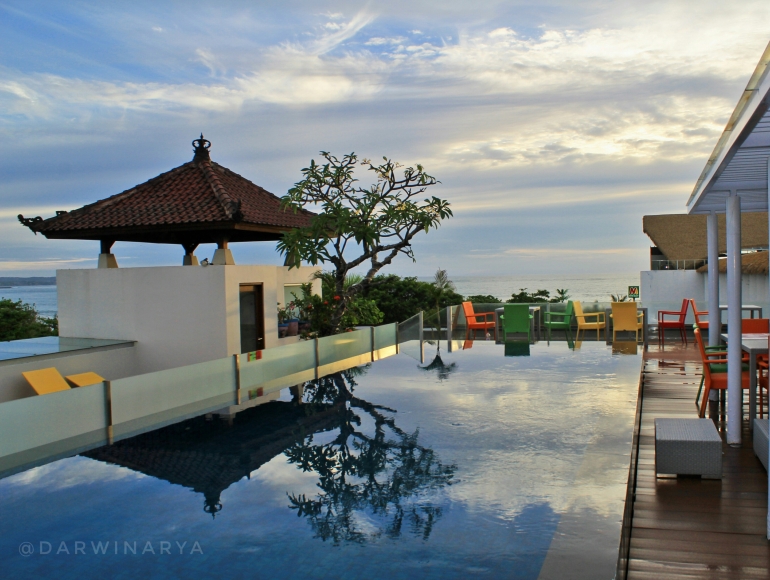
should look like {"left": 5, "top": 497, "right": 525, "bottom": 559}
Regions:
{"left": 500, "top": 304, "right": 532, "bottom": 341}
{"left": 657, "top": 298, "right": 689, "bottom": 345}
{"left": 690, "top": 299, "right": 709, "bottom": 332}
{"left": 544, "top": 301, "right": 573, "bottom": 338}
{"left": 694, "top": 326, "right": 749, "bottom": 418}
{"left": 504, "top": 341, "right": 530, "bottom": 356}
{"left": 758, "top": 336, "right": 770, "bottom": 418}
{"left": 462, "top": 302, "right": 495, "bottom": 339}
{"left": 574, "top": 300, "right": 605, "bottom": 340}
{"left": 611, "top": 302, "right": 644, "bottom": 342}
{"left": 742, "top": 318, "right": 770, "bottom": 334}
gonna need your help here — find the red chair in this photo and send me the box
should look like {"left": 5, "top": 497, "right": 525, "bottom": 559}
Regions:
{"left": 690, "top": 298, "right": 709, "bottom": 332}
{"left": 658, "top": 298, "right": 689, "bottom": 345}
{"left": 462, "top": 302, "right": 496, "bottom": 340}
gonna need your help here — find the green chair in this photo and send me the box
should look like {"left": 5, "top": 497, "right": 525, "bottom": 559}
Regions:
{"left": 504, "top": 341, "right": 530, "bottom": 356}
{"left": 500, "top": 304, "right": 533, "bottom": 341}
{"left": 544, "top": 301, "right": 574, "bottom": 339}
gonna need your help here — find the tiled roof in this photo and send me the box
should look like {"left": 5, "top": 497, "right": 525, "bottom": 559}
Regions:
{"left": 19, "top": 139, "right": 313, "bottom": 243}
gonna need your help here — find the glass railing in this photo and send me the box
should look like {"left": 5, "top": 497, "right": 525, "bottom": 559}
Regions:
{"left": 0, "top": 320, "right": 407, "bottom": 478}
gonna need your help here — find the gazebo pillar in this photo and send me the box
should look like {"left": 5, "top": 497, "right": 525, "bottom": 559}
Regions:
{"left": 98, "top": 239, "right": 118, "bottom": 269}
{"left": 726, "top": 193, "right": 742, "bottom": 446}
{"left": 182, "top": 243, "right": 199, "bottom": 266}
{"left": 212, "top": 239, "right": 235, "bottom": 266}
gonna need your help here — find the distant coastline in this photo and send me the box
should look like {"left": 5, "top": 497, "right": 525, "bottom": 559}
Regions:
{"left": 0, "top": 277, "right": 56, "bottom": 287}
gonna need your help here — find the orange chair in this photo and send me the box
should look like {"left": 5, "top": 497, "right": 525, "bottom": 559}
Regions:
{"left": 742, "top": 318, "right": 770, "bottom": 334}
{"left": 658, "top": 298, "right": 689, "bottom": 345}
{"left": 694, "top": 326, "right": 750, "bottom": 418}
{"left": 462, "top": 302, "right": 496, "bottom": 340}
{"left": 690, "top": 299, "right": 709, "bottom": 332}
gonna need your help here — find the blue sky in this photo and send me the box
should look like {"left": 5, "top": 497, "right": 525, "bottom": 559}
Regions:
{"left": 1, "top": 1, "right": 769, "bottom": 277}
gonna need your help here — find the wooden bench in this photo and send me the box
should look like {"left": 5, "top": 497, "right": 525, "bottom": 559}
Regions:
{"left": 655, "top": 418, "right": 722, "bottom": 479}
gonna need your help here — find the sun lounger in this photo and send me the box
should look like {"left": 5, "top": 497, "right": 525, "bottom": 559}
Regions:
{"left": 22, "top": 368, "right": 106, "bottom": 395}
{"left": 22, "top": 368, "right": 71, "bottom": 395}
{"left": 65, "top": 372, "right": 105, "bottom": 388}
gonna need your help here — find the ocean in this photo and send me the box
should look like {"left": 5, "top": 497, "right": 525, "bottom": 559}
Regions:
{"left": 0, "top": 273, "right": 638, "bottom": 319}
{"left": 425, "top": 273, "right": 640, "bottom": 303}
{"left": 0, "top": 286, "right": 58, "bottom": 319}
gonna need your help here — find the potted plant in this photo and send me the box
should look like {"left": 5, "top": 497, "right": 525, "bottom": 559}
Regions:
{"left": 277, "top": 303, "right": 290, "bottom": 338}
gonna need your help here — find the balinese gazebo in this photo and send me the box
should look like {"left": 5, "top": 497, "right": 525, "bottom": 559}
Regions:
{"left": 18, "top": 135, "right": 313, "bottom": 266}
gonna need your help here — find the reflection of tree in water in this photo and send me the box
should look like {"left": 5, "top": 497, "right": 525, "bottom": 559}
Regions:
{"left": 420, "top": 343, "right": 457, "bottom": 381}
{"left": 285, "top": 368, "right": 456, "bottom": 544}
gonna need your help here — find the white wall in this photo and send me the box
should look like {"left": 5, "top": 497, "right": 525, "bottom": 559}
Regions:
{"left": 0, "top": 343, "right": 137, "bottom": 403}
{"left": 640, "top": 270, "right": 704, "bottom": 323}
{"left": 641, "top": 270, "right": 770, "bottom": 324}
{"left": 58, "top": 265, "right": 319, "bottom": 376}
{"left": 713, "top": 273, "right": 769, "bottom": 324}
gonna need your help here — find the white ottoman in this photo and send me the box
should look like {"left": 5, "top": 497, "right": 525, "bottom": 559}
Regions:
{"left": 655, "top": 418, "right": 722, "bottom": 479}
{"left": 754, "top": 418, "right": 769, "bottom": 472}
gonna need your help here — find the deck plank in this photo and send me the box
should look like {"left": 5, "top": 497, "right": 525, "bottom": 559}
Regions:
{"left": 626, "top": 343, "right": 770, "bottom": 579}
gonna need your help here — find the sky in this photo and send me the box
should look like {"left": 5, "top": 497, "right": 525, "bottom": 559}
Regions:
{"left": 1, "top": 0, "right": 769, "bottom": 278}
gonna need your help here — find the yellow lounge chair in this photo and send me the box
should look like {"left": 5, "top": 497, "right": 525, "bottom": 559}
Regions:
{"left": 65, "top": 372, "right": 105, "bottom": 388}
{"left": 22, "top": 368, "right": 105, "bottom": 395}
{"left": 22, "top": 368, "right": 71, "bottom": 395}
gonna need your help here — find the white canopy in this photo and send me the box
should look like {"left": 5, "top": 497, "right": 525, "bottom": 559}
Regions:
{"left": 687, "top": 43, "right": 770, "bottom": 215}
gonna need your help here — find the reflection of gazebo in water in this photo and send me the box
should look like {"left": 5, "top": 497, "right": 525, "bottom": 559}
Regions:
{"left": 18, "top": 135, "right": 314, "bottom": 266}
{"left": 82, "top": 401, "right": 342, "bottom": 516}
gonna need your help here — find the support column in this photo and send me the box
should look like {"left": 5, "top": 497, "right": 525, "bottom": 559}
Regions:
{"left": 707, "top": 211, "right": 720, "bottom": 347}
{"left": 212, "top": 239, "right": 235, "bottom": 265}
{"left": 182, "top": 242, "right": 199, "bottom": 266}
{"left": 97, "top": 240, "right": 118, "bottom": 269}
{"left": 726, "top": 193, "right": 742, "bottom": 446}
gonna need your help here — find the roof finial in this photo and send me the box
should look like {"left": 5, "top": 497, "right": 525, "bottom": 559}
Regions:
{"left": 192, "top": 133, "right": 211, "bottom": 162}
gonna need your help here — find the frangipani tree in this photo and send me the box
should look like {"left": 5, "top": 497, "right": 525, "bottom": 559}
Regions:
{"left": 278, "top": 152, "right": 452, "bottom": 335}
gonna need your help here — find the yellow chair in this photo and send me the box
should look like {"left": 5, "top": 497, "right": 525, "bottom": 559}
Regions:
{"left": 611, "top": 302, "right": 643, "bottom": 342}
{"left": 22, "top": 368, "right": 71, "bottom": 395}
{"left": 574, "top": 300, "right": 605, "bottom": 340}
{"left": 65, "top": 372, "right": 105, "bottom": 388}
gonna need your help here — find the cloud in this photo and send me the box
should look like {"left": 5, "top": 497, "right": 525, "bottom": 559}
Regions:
{"left": 1, "top": 1, "right": 769, "bottom": 276}
{"left": 0, "top": 258, "right": 95, "bottom": 270}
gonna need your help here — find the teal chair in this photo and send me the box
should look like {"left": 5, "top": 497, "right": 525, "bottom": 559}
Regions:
{"left": 544, "top": 301, "right": 574, "bottom": 339}
{"left": 500, "top": 304, "right": 533, "bottom": 341}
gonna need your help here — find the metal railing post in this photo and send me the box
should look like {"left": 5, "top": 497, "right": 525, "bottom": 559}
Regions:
{"left": 233, "top": 353, "right": 241, "bottom": 405}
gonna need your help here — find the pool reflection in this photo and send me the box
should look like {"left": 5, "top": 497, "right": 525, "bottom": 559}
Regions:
{"left": 83, "top": 369, "right": 456, "bottom": 545}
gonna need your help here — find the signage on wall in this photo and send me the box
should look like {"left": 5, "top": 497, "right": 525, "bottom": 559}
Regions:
{"left": 628, "top": 286, "right": 640, "bottom": 301}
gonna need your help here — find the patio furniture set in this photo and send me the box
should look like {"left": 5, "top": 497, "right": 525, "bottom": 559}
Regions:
{"left": 654, "top": 298, "right": 770, "bottom": 481}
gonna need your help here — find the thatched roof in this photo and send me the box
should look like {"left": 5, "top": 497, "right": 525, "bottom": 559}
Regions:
{"left": 643, "top": 213, "right": 768, "bottom": 260}
{"left": 696, "top": 250, "right": 769, "bottom": 274}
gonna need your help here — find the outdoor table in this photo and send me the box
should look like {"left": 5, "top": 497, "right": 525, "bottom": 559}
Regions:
{"left": 605, "top": 306, "right": 648, "bottom": 346}
{"left": 720, "top": 332, "right": 768, "bottom": 430}
{"left": 718, "top": 304, "right": 763, "bottom": 322}
{"left": 494, "top": 306, "right": 541, "bottom": 341}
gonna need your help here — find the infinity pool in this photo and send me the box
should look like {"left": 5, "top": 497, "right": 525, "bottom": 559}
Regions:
{"left": 0, "top": 340, "right": 640, "bottom": 579}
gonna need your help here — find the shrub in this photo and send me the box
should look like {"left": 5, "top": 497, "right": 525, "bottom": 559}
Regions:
{"left": 465, "top": 294, "right": 501, "bottom": 303}
{"left": 0, "top": 299, "right": 58, "bottom": 341}
{"left": 364, "top": 275, "right": 463, "bottom": 325}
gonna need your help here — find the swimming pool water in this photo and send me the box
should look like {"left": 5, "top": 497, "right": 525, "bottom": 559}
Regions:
{"left": 0, "top": 340, "right": 640, "bottom": 579}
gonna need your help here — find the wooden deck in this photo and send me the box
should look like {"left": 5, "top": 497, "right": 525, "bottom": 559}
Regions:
{"left": 626, "top": 342, "right": 770, "bottom": 579}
